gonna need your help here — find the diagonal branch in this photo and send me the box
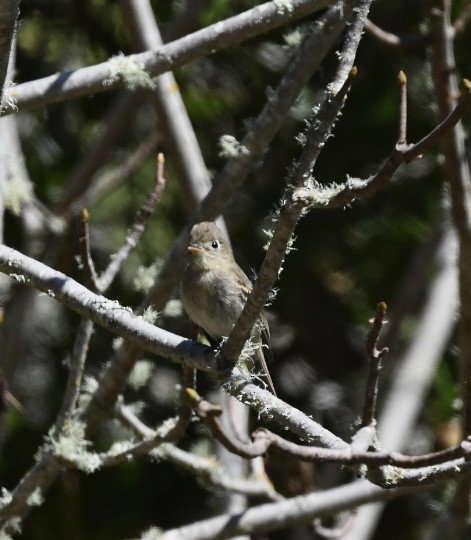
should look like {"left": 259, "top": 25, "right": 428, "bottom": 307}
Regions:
{"left": 122, "top": 0, "right": 212, "bottom": 211}
{"left": 361, "top": 302, "right": 389, "bottom": 427}
{"left": 158, "top": 479, "right": 423, "bottom": 540}
{"left": 0, "top": 0, "right": 19, "bottom": 102}
{"left": 0, "top": 244, "right": 213, "bottom": 372}
{"left": 1, "top": 0, "right": 335, "bottom": 115}
{"left": 222, "top": 0, "right": 371, "bottom": 369}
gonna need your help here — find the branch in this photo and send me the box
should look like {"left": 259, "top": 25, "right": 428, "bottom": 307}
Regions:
{"left": 430, "top": 0, "right": 471, "bottom": 436}
{"left": 364, "top": 18, "right": 429, "bottom": 48}
{"left": 97, "top": 153, "right": 167, "bottom": 291}
{"left": 361, "top": 302, "right": 389, "bottom": 427}
{"left": 0, "top": 244, "right": 213, "bottom": 372}
{"left": 1, "top": 0, "right": 335, "bottom": 115}
{"left": 64, "top": 130, "right": 161, "bottom": 220}
{"left": 157, "top": 480, "right": 423, "bottom": 540}
{"left": 295, "top": 77, "right": 471, "bottom": 212}
{"left": 0, "top": 0, "right": 19, "bottom": 102}
{"left": 230, "top": 377, "right": 348, "bottom": 449}
{"left": 122, "top": 0, "right": 212, "bottom": 211}
{"left": 188, "top": 391, "right": 471, "bottom": 488}
{"left": 397, "top": 70, "right": 408, "bottom": 146}
{"left": 222, "top": 0, "right": 368, "bottom": 368}
{"left": 78, "top": 208, "right": 99, "bottom": 291}
{"left": 58, "top": 91, "right": 143, "bottom": 213}
{"left": 116, "top": 405, "right": 280, "bottom": 501}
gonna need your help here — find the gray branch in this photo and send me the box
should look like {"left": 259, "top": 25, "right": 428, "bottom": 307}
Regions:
{"left": 1, "top": 0, "right": 334, "bottom": 115}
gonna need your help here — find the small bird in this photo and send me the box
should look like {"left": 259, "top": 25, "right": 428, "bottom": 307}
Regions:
{"left": 180, "top": 221, "right": 276, "bottom": 395}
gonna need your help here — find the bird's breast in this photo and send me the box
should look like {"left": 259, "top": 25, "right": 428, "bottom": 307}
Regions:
{"left": 180, "top": 268, "right": 245, "bottom": 339}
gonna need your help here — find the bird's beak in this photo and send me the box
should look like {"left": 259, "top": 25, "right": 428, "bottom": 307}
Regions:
{"left": 188, "top": 245, "right": 205, "bottom": 254}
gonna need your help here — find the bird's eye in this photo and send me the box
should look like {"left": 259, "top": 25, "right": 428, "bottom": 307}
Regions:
{"left": 211, "top": 240, "right": 220, "bottom": 249}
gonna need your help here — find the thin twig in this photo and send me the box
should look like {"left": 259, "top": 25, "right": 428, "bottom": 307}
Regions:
{"left": 55, "top": 319, "right": 94, "bottom": 426}
{"left": 364, "top": 18, "right": 429, "bottom": 48}
{"left": 397, "top": 70, "right": 408, "bottom": 147}
{"left": 0, "top": 0, "right": 19, "bottom": 102}
{"left": 79, "top": 208, "right": 99, "bottom": 292}
{"left": 116, "top": 404, "right": 280, "bottom": 501}
{"left": 63, "top": 129, "right": 161, "bottom": 221}
{"left": 361, "top": 302, "right": 389, "bottom": 427}
{"left": 58, "top": 92, "right": 143, "bottom": 214}
{"left": 305, "top": 79, "right": 471, "bottom": 211}
{"left": 97, "top": 153, "right": 167, "bottom": 291}
{"left": 185, "top": 396, "right": 470, "bottom": 471}
{"left": 186, "top": 389, "right": 262, "bottom": 458}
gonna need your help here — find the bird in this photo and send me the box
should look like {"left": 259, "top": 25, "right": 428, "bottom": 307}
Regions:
{"left": 180, "top": 221, "right": 276, "bottom": 395}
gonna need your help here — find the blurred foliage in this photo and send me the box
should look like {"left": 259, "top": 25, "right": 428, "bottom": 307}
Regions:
{"left": 1, "top": 0, "right": 471, "bottom": 538}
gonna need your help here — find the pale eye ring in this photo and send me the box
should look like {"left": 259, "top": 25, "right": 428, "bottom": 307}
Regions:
{"left": 211, "top": 240, "right": 220, "bottom": 249}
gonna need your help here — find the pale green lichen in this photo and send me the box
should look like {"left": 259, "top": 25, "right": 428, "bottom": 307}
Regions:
{"left": 0, "top": 488, "right": 12, "bottom": 509}
{"left": 0, "top": 82, "right": 18, "bottom": 113}
{"left": 112, "top": 336, "right": 124, "bottom": 351}
{"left": 48, "top": 421, "right": 101, "bottom": 474}
{"left": 274, "top": 0, "right": 294, "bottom": 14}
{"left": 162, "top": 299, "right": 183, "bottom": 318}
{"left": 3, "top": 176, "right": 34, "bottom": 215}
{"left": 141, "top": 306, "right": 159, "bottom": 324}
{"left": 26, "top": 488, "right": 44, "bottom": 507}
{"left": 108, "top": 440, "right": 135, "bottom": 457}
{"left": 218, "top": 135, "right": 250, "bottom": 158}
{"left": 139, "top": 526, "right": 163, "bottom": 539}
{"left": 133, "top": 262, "right": 161, "bottom": 293}
{"left": 0, "top": 518, "right": 21, "bottom": 540}
{"left": 283, "top": 28, "right": 305, "bottom": 48}
{"left": 104, "top": 53, "right": 155, "bottom": 91}
{"left": 129, "top": 360, "right": 155, "bottom": 390}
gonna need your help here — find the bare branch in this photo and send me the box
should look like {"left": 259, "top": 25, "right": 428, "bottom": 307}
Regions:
{"left": 78, "top": 208, "right": 99, "bottom": 292}
{"left": 1, "top": 0, "right": 335, "bottom": 115}
{"left": 361, "top": 302, "right": 389, "bottom": 427}
{"left": 397, "top": 71, "right": 408, "bottom": 147}
{"left": 122, "top": 0, "right": 212, "bottom": 211}
{"left": 158, "top": 480, "right": 422, "bottom": 540}
{"left": 430, "top": 0, "right": 471, "bottom": 437}
{"left": 364, "top": 18, "right": 429, "bottom": 48}
{"left": 64, "top": 130, "right": 161, "bottom": 221}
{"left": 116, "top": 404, "right": 280, "bottom": 501}
{"left": 97, "top": 153, "right": 167, "bottom": 291}
{"left": 305, "top": 80, "right": 471, "bottom": 211}
{"left": 0, "top": 0, "right": 19, "bottom": 102}
{"left": 55, "top": 319, "right": 94, "bottom": 427}
{"left": 222, "top": 22, "right": 363, "bottom": 369}
{"left": 0, "top": 244, "right": 213, "bottom": 372}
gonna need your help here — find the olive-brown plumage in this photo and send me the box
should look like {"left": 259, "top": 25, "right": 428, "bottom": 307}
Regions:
{"left": 180, "top": 222, "right": 276, "bottom": 395}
